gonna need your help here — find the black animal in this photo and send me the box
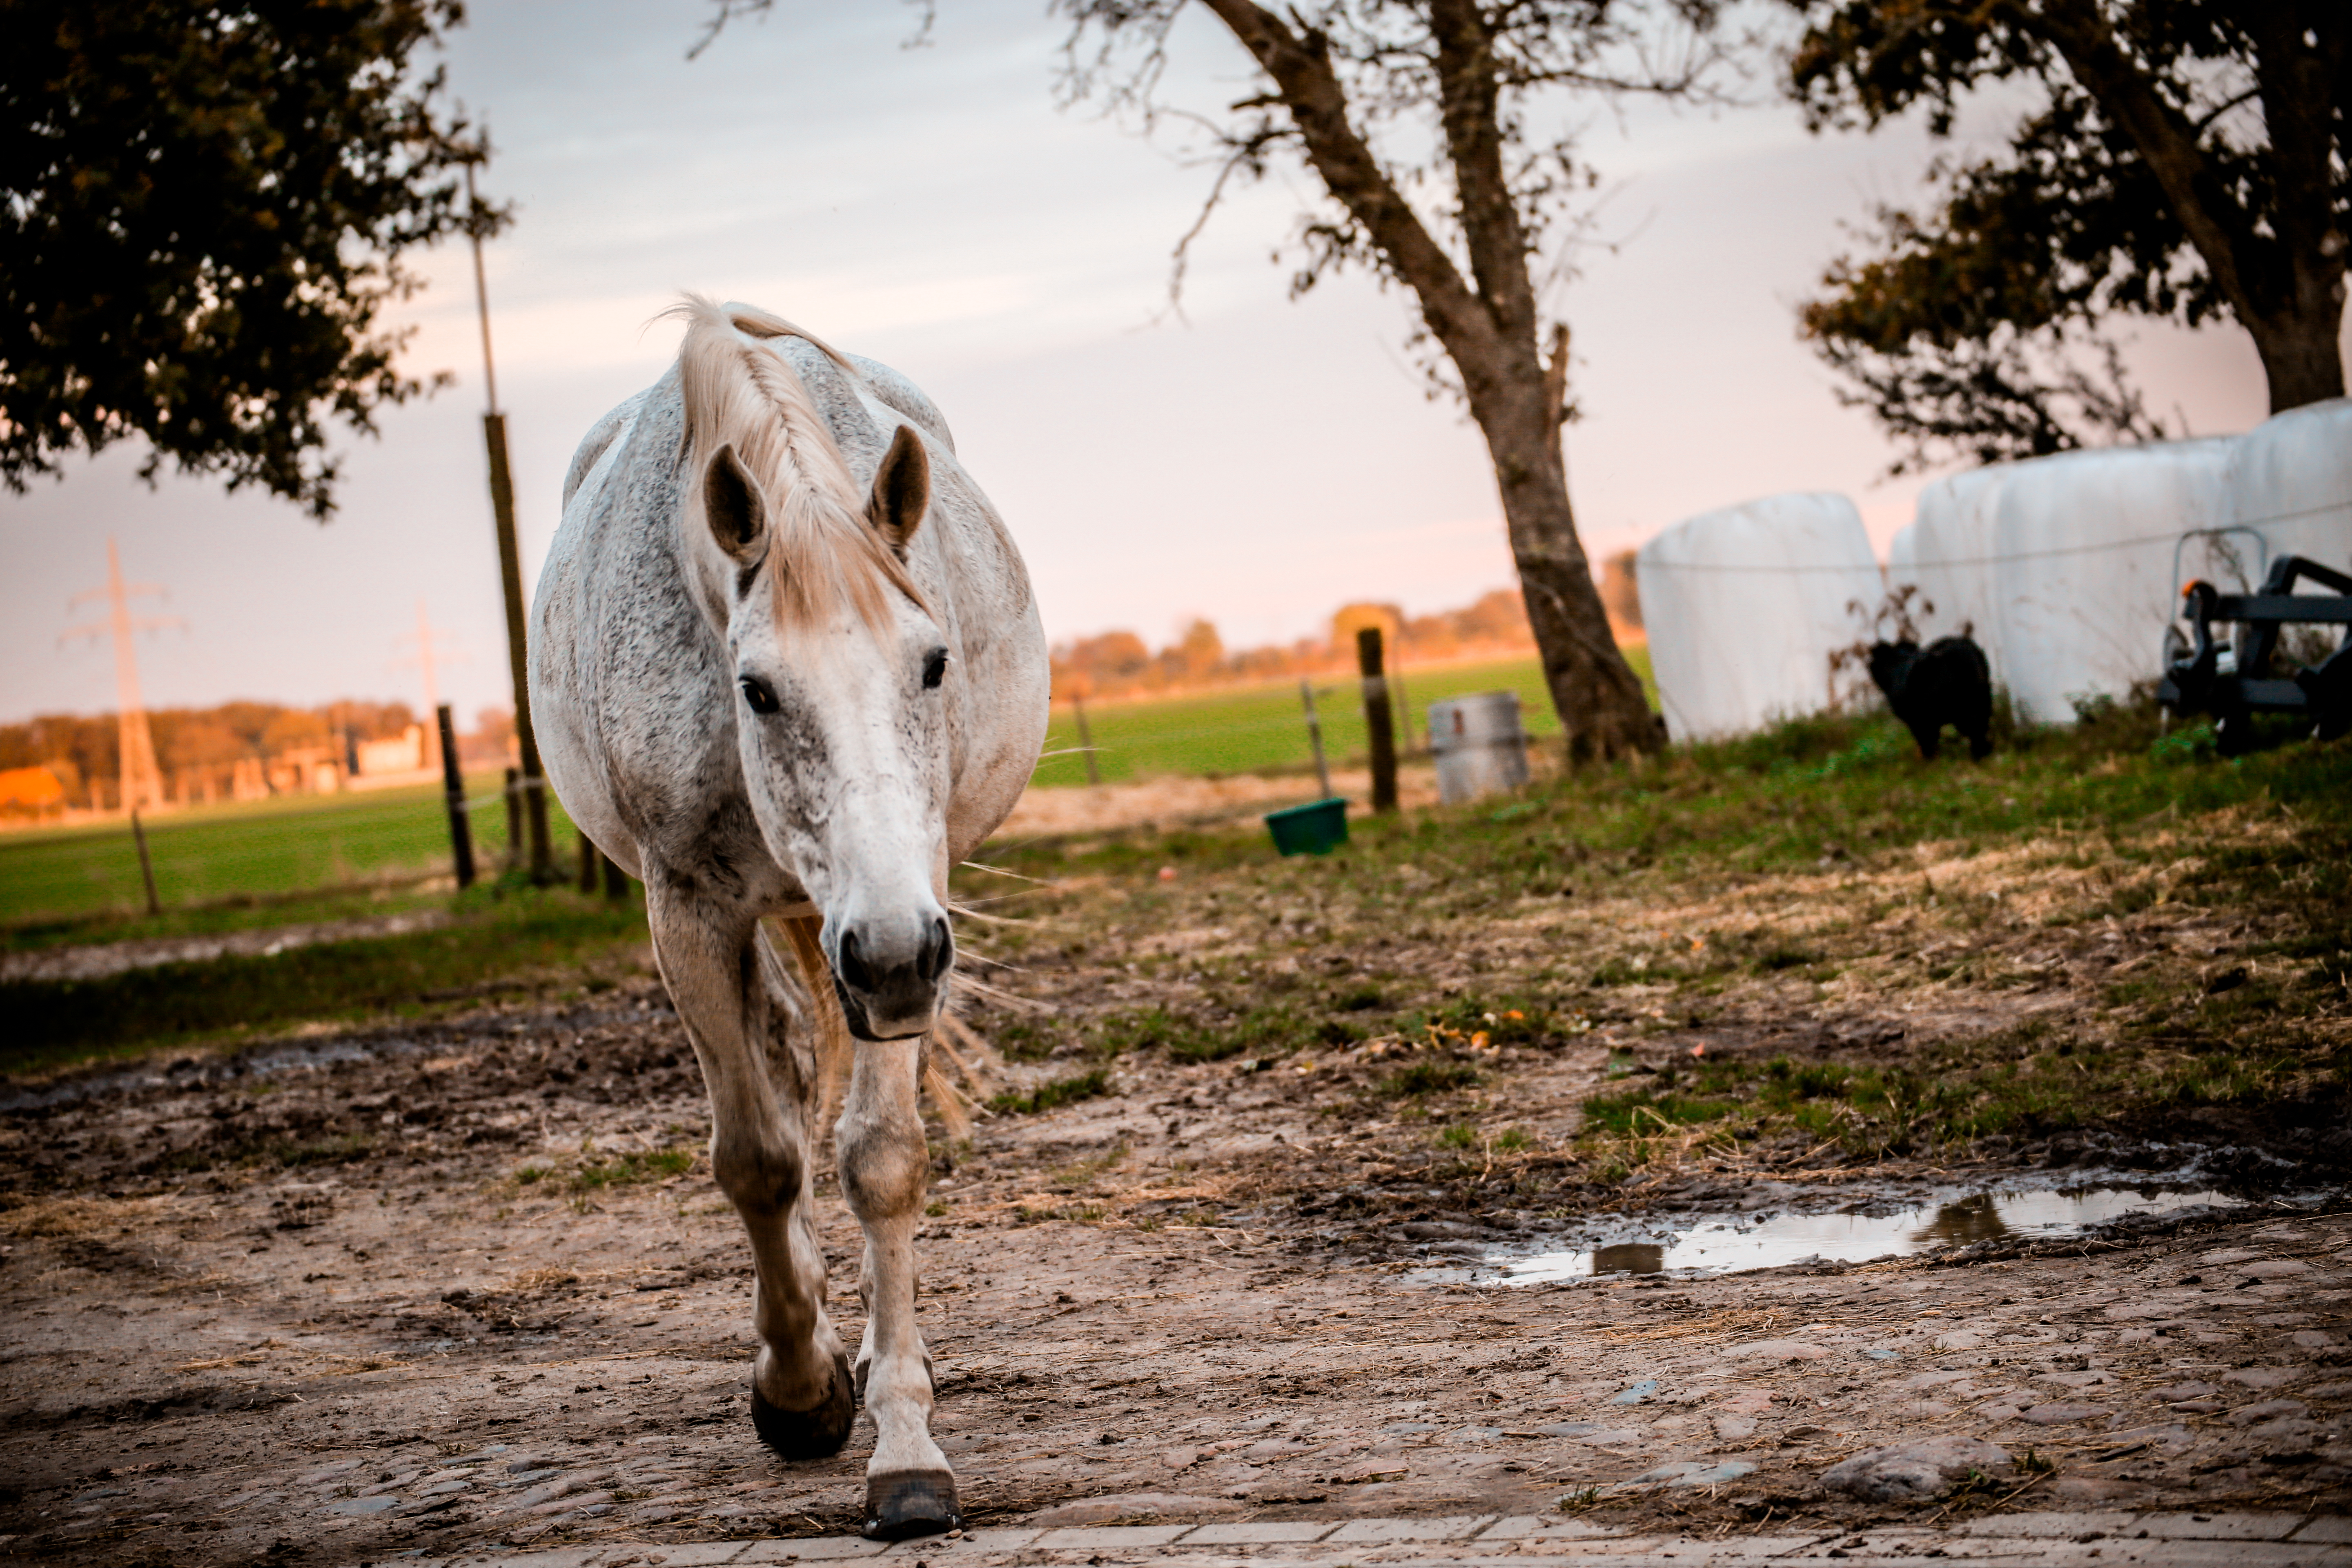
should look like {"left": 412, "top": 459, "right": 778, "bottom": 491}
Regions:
{"left": 1868, "top": 635, "right": 1993, "bottom": 760}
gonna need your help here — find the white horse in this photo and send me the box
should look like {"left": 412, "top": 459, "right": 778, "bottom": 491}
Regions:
{"left": 529, "top": 297, "right": 1049, "bottom": 1539}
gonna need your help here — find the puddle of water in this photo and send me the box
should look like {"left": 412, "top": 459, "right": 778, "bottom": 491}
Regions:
{"left": 1494, "top": 1184, "right": 2258, "bottom": 1285}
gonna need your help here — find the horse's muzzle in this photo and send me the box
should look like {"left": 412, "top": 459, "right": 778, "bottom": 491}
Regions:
{"left": 831, "top": 913, "right": 952, "bottom": 1040}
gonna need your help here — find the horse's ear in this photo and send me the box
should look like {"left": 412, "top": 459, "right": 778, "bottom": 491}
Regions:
{"left": 703, "top": 442, "right": 767, "bottom": 565}
{"left": 866, "top": 425, "right": 930, "bottom": 558}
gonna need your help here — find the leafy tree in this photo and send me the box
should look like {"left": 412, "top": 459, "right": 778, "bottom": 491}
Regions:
{"left": 700, "top": 0, "right": 1709, "bottom": 758}
{"left": 1, "top": 0, "right": 499, "bottom": 518}
{"left": 1167, "top": 617, "right": 1228, "bottom": 682}
{"left": 1788, "top": 0, "right": 2349, "bottom": 472}
{"left": 1045, "top": 0, "right": 1719, "bottom": 760}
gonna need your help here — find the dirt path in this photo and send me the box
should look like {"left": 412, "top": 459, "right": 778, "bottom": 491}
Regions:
{"left": 1, "top": 971, "right": 2345, "bottom": 1567}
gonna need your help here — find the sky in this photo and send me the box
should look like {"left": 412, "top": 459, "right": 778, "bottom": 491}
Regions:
{"left": 0, "top": 0, "right": 2286, "bottom": 728}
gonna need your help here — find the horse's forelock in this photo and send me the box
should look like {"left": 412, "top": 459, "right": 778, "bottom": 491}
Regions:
{"left": 670, "top": 294, "right": 930, "bottom": 636}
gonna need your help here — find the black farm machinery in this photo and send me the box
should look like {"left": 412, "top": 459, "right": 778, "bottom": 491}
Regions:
{"left": 2158, "top": 547, "right": 2352, "bottom": 754}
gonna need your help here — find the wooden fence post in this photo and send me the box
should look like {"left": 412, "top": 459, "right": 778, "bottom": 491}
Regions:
{"left": 1357, "top": 627, "right": 1399, "bottom": 813}
{"left": 578, "top": 825, "right": 598, "bottom": 893}
{"left": 437, "top": 703, "right": 476, "bottom": 890}
{"left": 601, "top": 851, "right": 630, "bottom": 902}
{"left": 502, "top": 766, "right": 522, "bottom": 870}
{"left": 1071, "top": 693, "right": 1102, "bottom": 787}
{"left": 129, "top": 809, "right": 161, "bottom": 916}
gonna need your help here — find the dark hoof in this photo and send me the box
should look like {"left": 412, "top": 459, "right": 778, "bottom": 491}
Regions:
{"left": 750, "top": 1352, "right": 855, "bottom": 1459}
{"left": 863, "top": 1469, "right": 961, "bottom": 1541}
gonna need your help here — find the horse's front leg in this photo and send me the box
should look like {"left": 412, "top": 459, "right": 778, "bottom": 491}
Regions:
{"left": 838, "top": 1034, "right": 957, "bottom": 1539}
{"left": 644, "top": 882, "right": 853, "bottom": 1455}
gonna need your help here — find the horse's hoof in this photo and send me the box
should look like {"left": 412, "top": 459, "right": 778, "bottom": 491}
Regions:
{"left": 862, "top": 1469, "right": 961, "bottom": 1541}
{"left": 750, "top": 1352, "right": 855, "bottom": 1459}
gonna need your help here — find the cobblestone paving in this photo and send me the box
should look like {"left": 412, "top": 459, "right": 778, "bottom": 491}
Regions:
{"left": 404, "top": 1509, "right": 2352, "bottom": 1568}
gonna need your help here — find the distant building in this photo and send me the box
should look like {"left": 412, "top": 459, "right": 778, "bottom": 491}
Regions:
{"left": 356, "top": 724, "right": 427, "bottom": 776}
{"left": 0, "top": 765, "right": 66, "bottom": 816}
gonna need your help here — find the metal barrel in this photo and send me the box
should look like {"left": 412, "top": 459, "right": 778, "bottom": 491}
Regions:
{"left": 1428, "top": 690, "right": 1530, "bottom": 805}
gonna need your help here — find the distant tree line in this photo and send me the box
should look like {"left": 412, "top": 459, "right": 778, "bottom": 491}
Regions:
{"left": 0, "top": 699, "right": 513, "bottom": 812}
{"left": 1046, "top": 584, "right": 1626, "bottom": 702}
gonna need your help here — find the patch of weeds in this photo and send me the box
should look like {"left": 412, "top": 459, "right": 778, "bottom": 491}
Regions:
{"left": 1333, "top": 985, "right": 1386, "bottom": 1012}
{"left": 991, "top": 1019, "right": 1063, "bottom": 1061}
{"left": 1492, "top": 1127, "right": 1530, "bottom": 1151}
{"left": 1174, "top": 1003, "right": 1316, "bottom": 1063}
{"left": 1590, "top": 957, "right": 1662, "bottom": 987}
{"left": 1802, "top": 726, "right": 1912, "bottom": 781}
{"left": 515, "top": 1165, "right": 551, "bottom": 1185}
{"left": 571, "top": 1148, "right": 694, "bottom": 1192}
{"left": 1580, "top": 1089, "right": 1741, "bottom": 1136}
{"left": 165, "top": 1131, "right": 379, "bottom": 1173}
{"left": 1087, "top": 1007, "right": 1186, "bottom": 1058}
{"left": 1413, "top": 997, "right": 1552, "bottom": 1046}
{"left": 1437, "top": 1123, "right": 1479, "bottom": 1149}
{"left": 2018, "top": 1446, "right": 2055, "bottom": 1475}
{"left": 1014, "top": 1202, "right": 1107, "bottom": 1225}
{"left": 1378, "top": 1060, "right": 1482, "bottom": 1098}
{"left": 923, "top": 1200, "right": 948, "bottom": 1217}
{"left": 989, "top": 1068, "right": 1111, "bottom": 1116}
{"left": 1558, "top": 1486, "right": 1604, "bottom": 1512}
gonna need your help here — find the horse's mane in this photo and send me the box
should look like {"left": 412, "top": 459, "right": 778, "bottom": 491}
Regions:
{"left": 667, "top": 294, "right": 927, "bottom": 631}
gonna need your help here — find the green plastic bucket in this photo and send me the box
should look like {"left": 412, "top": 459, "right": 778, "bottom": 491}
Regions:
{"left": 1265, "top": 796, "right": 1350, "bottom": 856}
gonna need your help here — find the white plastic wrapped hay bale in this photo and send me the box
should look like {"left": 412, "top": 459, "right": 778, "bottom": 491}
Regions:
{"left": 1986, "top": 437, "right": 2237, "bottom": 725}
{"left": 1636, "top": 492, "right": 1884, "bottom": 742}
{"left": 1889, "top": 466, "right": 2009, "bottom": 684}
{"left": 2224, "top": 397, "right": 2352, "bottom": 572}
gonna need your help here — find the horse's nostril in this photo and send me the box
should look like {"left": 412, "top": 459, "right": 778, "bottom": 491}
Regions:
{"left": 919, "top": 916, "right": 952, "bottom": 983}
{"left": 837, "top": 928, "right": 877, "bottom": 993}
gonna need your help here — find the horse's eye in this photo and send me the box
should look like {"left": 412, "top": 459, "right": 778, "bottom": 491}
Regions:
{"left": 739, "top": 675, "right": 780, "bottom": 715}
{"left": 922, "top": 647, "right": 949, "bottom": 690}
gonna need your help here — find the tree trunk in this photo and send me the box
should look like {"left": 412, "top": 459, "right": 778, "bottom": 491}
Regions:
{"left": 1193, "top": 0, "right": 1662, "bottom": 763}
{"left": 1469, "top": 375, "right": 1658, "bottom": 762}
{"left": 2249, "top": 298, "right": 2348, "bottom": 413}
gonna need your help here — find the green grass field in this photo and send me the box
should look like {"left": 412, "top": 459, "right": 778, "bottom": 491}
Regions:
{"left": 1033, "top": 648, "right": 1655, "bottom": 788}
{"left": 0, "top": 648, "right": 1654, "bottom": 930}
{"left": 0, "top": 773, "right": 590, "bottom": 932}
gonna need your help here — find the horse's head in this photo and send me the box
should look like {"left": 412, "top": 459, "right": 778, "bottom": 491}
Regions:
{"left": 699, "top": 420, "right": 954, "bottom": 1040}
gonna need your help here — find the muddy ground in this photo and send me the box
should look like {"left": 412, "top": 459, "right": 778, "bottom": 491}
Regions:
{"left": 5, "top": 768, "right": 2351, "bottom": 1565}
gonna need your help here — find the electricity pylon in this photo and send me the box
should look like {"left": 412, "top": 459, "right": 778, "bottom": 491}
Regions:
{"left": 61, "top": 538, "right": 184, "bottom": 813}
